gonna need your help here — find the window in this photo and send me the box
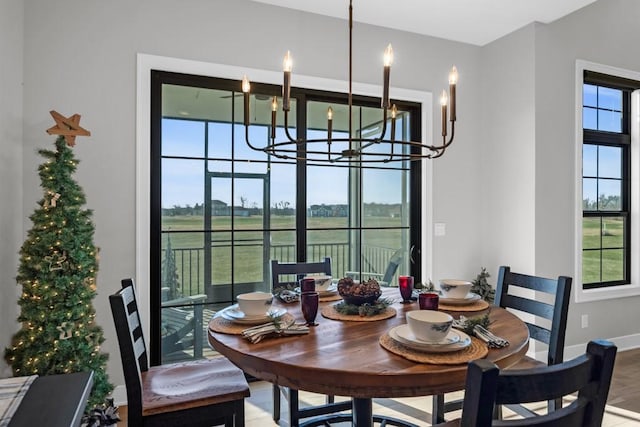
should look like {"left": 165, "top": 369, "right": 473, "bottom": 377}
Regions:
{"left": 149, "top": 69, "right": 424, "bottom": 364}
{"left": 575, "top": 61, "right": 640, "bottom": 302}
{"left": 581, "top": 76, "right": 630, "bottom": 288}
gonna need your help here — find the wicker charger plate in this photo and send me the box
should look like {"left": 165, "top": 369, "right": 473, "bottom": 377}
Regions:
{"left": 379, "top": 332, "right": 488, "bottom": 364}
{"left": 209, "top": 312, "right": 296, "bottom": 335}
{"left": 321, "top": 304, "right": 397, "bottom": 322}
{"left": 319, "top": 293, "right": 342, "bottom": 302}
{"left": 438, "top": 299, "right": 490, "bottom": 312}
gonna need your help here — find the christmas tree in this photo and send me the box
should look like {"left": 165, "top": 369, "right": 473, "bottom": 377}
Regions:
{"left": 4, "top": 111, "right": 112, "bottom": 408}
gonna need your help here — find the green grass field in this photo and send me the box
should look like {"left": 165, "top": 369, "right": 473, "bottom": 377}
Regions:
{"left": 582, "top": 217, "right": 625, "bottom": 283}
{"left": 161, "top": 215, "right": 405, "bottom": 296}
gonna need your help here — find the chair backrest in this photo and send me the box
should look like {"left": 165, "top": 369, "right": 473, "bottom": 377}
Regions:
{"left": 271, "top": 257, "right": 332, "bottom": 292}
{"left": 109, "top": 278, "right": 148, "bottom": 423}
{"left": 495, "top": 265, "right": 572, "bottom": 366}
{"left": 459, "top": 339, "right": 617, "bottom": 427}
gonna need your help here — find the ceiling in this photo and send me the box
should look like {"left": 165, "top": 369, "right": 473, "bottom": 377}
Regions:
{"left": 248, "top": 0, "right": 598, "bottom": 46}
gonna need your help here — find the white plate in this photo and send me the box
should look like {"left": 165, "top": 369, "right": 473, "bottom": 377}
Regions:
{"left": 389, "top": 325, "right": 472, "bottom": 353}
{"left": 295, "top": 285, "right": 338, "bottom": 297}
{"left": 396, "top": 325, "right": 461, "bottom": 345}
{"left": 439, "top": 292, "right": 481, "bottom": 306}
{"left": 220, "top": 305, "right": 287, "bottom": 325}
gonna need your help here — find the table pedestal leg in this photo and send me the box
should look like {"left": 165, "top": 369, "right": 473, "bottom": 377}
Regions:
{"left": 352, "top": 398, "right": 373, "bottom": 427}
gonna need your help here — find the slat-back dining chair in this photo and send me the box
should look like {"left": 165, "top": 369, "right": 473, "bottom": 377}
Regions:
{"left": 436, "top": 339, "right": 617, "bottom": 427}
{"left": 110, "top": 279, "right": 250, "bottom": 427}
{"left": 432, "top": 265, "right": 572, "bottom": 423}
{"left": 271, "top": 258, "right": 351, "bottom": 426}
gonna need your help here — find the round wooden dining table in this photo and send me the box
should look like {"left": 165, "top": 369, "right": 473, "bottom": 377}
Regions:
{"left": 208, "top": 288, "right": 529, "bottom": 427}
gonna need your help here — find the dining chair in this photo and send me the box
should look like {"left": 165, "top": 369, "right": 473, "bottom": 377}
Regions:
{"left": 110, "top": 279, "right": 250, "bottom": 427}
{"left": 271, "top": 258, "right": 351, "bottom": 426}
{"left": 436, "top": 339, "right": 617, "bottom": 427}
{"left": 432, "top": 265, "right": 572, "bottom": 423}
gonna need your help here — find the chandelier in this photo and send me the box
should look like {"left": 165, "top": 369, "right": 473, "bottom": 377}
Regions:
{"left": 241, "top": 0, "right": 458, "bottom": 164}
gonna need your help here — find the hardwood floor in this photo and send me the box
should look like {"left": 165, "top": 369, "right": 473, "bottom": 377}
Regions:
{"left": 117, "top": 348, "right": 640, "bottom": 426}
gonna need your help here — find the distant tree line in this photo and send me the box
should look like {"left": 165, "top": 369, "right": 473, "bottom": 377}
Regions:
{"left": 583, "top": 195, "right": 621, "bottom": 211}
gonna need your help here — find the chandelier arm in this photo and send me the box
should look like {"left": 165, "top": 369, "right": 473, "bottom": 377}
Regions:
{"left": 283, "top": 110, "right": 298, "bottom": 143}
{"left": 244, "top": 125, "right": 269, "bottom": 153}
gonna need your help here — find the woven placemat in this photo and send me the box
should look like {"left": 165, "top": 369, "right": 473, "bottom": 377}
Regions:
{"left": 321, "top": 304, "right": 397, "bottom": 321}
{"left": 319, "top": 293, "right": 342, "bottom": 302}
{"left": 209, "top": 312, "right": 296, "bottom": 335}
{"left": 379, "top": 332, "right": 488, "bottom": 364}
{"left": 438, "top": 299, "right": 490, "bottom": 312}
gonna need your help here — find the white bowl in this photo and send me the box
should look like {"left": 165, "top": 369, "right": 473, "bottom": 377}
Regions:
{"left": 406, "top": 310, "right": 453, "bottom": 343}
{"left": 237, "top": 292, "right": 273, "bottom": 316}
{"left": 305, "top": 275, "right": 333, "bottom": 291}
{"left": 439, "top": 279, "right": 472, "bottom": 299}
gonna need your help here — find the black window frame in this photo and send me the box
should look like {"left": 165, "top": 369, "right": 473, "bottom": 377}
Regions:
{"left": 150, "top": 70, "right": 423, "bottom": 364}
{"left": 582, "top": 70, "right": 638, "bottom": 289}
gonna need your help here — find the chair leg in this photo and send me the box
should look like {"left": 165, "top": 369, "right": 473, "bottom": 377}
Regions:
{"left": 327, "top": 394, "right": 335, "bottom": 404}
{"left": 273, "top": 384, "right": 281, "bottom": 422}
{"left": 289, "top": 388, "right": 300, "bottom": 427}
{"left": 432, "top": 394, "right": 445, "bottom": 424}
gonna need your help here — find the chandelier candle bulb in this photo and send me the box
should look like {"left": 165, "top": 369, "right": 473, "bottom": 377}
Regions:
{"left": 440, "top": 90, "right": 448, "bottom": 137}
{"left": 271, "top": 97, "right": 277, "bottom": 139}
{"left": 282, "top": 51, "right": 292, "bottom": 111}
{"left": 449, "top": 66, "right": 458, "bottom": 121}
{"left": 242, "top": 75, "right": 251, "bottom": 127}
{"left": 327, "top": 107, "right": 333, "bottom": 143}
{"left": 390, "top": 105, "right": 397, "bottom": 142}
{"left": 382, "top": 44, "right": 393, "bottom": 109}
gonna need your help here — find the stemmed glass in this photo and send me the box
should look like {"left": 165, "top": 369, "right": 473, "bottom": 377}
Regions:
{"left": 398, "top": 275, "right": 414, "bottom": 303}
{"left": 300, "top": 292, "right": 319, "bottom": 326}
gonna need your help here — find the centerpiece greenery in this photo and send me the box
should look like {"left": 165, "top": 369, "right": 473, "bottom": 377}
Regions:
{"left": 334, "top": 298, "right": 393, "bottom": 316}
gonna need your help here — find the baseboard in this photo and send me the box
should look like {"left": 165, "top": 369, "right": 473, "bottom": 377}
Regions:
{"left": 536, "top": 333, "right": 640, "bottom": 361}
{"left": 111, "top": 385, "right": 128, "bottom": 406}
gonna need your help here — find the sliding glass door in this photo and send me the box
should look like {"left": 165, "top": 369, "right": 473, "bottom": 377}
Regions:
{"left": 150, "top": 71, "right": 422, "bottom": 364}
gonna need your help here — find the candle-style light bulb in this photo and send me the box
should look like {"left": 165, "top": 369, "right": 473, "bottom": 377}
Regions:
{"left": 390, "top": 104, "right": 397, "bottom": 142}
{"left": 242, "top": 75, "right": 251, "bottom": 126}
{"left": 327, "top": 106, "right": 333, "bottom": 144}
{"left": 440, "top": 90, "right": 448, "bottom": 106}
{"left": 283, "top": 51, "right": 292, "bottom": 111}
{"left": 242, "top": 75, "right": 250, "bottom": 93}
{"left": 382, "top": 44, "right": 393, "bottom": 109}
{"left": 383, "top": 44, "right": 394, "bottom": 67}
{"left": 391, "top": 104, "right": 397, "bottom": 119}
{"left": 283, "top": 50, "right": 293, "bottom": 73}
{"left": 448, "top": 66, "right": 458, "bottom": 85}
{"left": 270, "top": 96, "right": 277, "bottom": 140}
{"left": 448, "top": 65, "right": 457, "bottom": 121}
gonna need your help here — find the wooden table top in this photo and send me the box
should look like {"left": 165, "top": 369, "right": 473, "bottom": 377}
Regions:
{"left": 208, "top": 288, "right": 529, "bottom": 399}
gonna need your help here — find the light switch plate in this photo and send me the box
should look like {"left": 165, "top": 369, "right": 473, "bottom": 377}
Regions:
{"left": 434, "top": 222, "right": 446, "bottom": 236}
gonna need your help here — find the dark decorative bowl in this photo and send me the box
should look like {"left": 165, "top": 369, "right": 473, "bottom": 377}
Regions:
{"left": 340, "top": 291, "right": 382, "bottom": 306}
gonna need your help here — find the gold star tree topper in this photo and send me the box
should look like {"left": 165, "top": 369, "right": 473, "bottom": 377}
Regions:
{"left": 46, "top": 110, "right": 91, "bottom": 147}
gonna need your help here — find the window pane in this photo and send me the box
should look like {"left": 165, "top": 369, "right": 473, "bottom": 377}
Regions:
{"left": 210, "top": 176, "right": 232, "bottom": 230}
{"left": 582, "top": 217, "right": 601, "bottom": 250}
{"left": 582, "top": 178, "right": 597, "bottom": 210}
{"left": 602, "top": 217, "right": 625, "bottom": 249}
{"left": 161, "top": 231, "right": 206, "bottom": 298}
{"left": 582, "top": 250, "right": 600, "bottom": 284}
{"left": 601, "top": 249, "right": 624, "bottom": 282}
{"left": 270, "top": 230, "right": 296, "bottom": 263}
{"left": 270, "top": 163, "right": 296, "bottom": 230}
{"left": 162, "top": 158, "right": 204, "bottom": 214}
{"left": 583, "top": 107, "right": 597, "bottom": 130}
{"left": 598, "top": 146, "right": 621, "bottom": 178}
{"left": 307, "top": 164, "right": 348, "bottom": 229}
{"left": 598, "top": 110, "right": 622, "bottom": 132}
{"left": 363, "top": 168, "right": 408, "bottom": 227}
{"left": 208, "top": 122, "right": 232, "bottom": 160}
{"left": 598, "top": 179, "right": 621, "bottom": 210}
{"left": 583, "top": 84, "right": 597, "bottom": 107}
{"left": 233, "top": 231, "right": 268, "bottom": 291}
{"left": 598, "top": 87, "right": 622, "bottom": 111}
{"left": 307, "top": 229, "right": 349, "bottom": 278}
{"left": 162, "top": 119, "right": 205, "bottom": 158}
{"left": 582, "top": 145, "right": 597, "bottom": 177}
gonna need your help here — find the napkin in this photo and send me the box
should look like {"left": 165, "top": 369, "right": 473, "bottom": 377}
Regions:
{"left": 241, "top": 319, "right": 310, "bottom": 343}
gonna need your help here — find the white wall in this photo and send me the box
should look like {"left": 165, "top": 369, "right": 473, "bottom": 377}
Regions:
{"left": 533, "top": 0, "right": 640, "bottom": 350}
{"left": 479, "top": 24, "right": 537, "bottom": 275}
{"left": 0, "top": 0, "right": 24, "bottom": 378}
{"left": 18, "top": 0, "right": 482, "bottom": 389}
